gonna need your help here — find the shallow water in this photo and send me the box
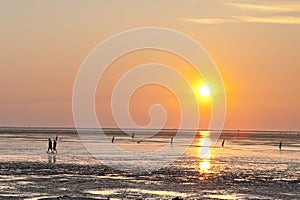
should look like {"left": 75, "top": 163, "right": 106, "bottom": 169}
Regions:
{"left": 0, "top": 128, "right": 299, "bottom": 199}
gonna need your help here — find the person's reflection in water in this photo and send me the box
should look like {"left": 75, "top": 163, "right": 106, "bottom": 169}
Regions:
{"left": 48, "top": 154, "right": 52, "bottom": 163}
{"left": 48, "top": 154, "right": 56, "bottom": 164}
{"left": 53, "top": 154, "right": 56, "bottom": 163}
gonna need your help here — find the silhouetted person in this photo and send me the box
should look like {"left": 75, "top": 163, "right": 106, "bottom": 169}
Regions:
{"left": 47, "top": 138, "right": 52, "bottom": 153}
{"left": 170, "top": 137, "right": 173, "bottom": 145}
{"left": 53, "top": 139, "right": 57, "bottom": 153}
{"left": 279, "top": 141, "right": 282, "bottom": 151}
{"left": 222, "top": 140, "right": 225, "bottom": 147}
{"left": 112, "top": 136, "right": 115, "bottom": 143}
{"left": 55, "top": 135, "right": 58, "bottom": 141}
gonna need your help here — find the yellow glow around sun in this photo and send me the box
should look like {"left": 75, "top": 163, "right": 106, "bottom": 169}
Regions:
{"left": 198, "top": 85, "right": 211, "bottom": 97}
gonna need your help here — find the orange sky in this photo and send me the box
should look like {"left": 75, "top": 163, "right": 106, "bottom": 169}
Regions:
{"left": 1, "top": 1, "right": 300, "bottom": 130}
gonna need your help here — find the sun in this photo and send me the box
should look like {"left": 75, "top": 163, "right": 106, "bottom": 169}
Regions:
{"left": 198, "top": 85, "right": 211, "bottom": 97}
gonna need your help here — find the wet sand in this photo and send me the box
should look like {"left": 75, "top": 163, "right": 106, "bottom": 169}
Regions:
{"left": 0, "top": 160, "right": 299, "bottom": 199}
{"left": 0, "top": 128, "right": 299, "bottom": 199}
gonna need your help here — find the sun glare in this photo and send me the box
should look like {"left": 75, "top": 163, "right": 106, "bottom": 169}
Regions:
{"left": 199, "top": 159, "right": 211, "bottom": 172}
{"left": 198, "top": 85, "right": 211, "bottom": 97}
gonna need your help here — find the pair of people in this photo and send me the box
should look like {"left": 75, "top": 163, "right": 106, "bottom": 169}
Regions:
{"left": 47, "top": 137, "right": 58, "bottom": 153}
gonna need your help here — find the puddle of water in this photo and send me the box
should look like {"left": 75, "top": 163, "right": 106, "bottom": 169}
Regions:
{"left": 96, "top": 175, "right": 133, "bottom": 180}
{"left": 0, "top": 185, "right": 14, "bottom": 190}
{"left": 205, "top": 194, "right": 241, "bottom": 200}
{"left": 129, "top": 189, "right": 188, "bottom": 197}
{"left": 0, "top": 193, "right": 20, "bottom": 197}
{"left": 16, "top": 181, "right": 34, "bottom": 185}
{"left": 86, "top": 189, "right": 116, "bottom": 195}
{"left": 273, "top": 178, "right": 298, "bottom": 181}
{"left": 59, "top": 188, "right": 69, "bottom": 191}
{"left": 234, "top": 178, "right": 247, "bottom": 182}
{"left": 86, "top": 188, "right": 187, "bottom": 197}
{"left": 0, "top": 175, "right": 25, "bottom": 181}
{"left": 24, "top": 196, "right": 58, "bottom": 200}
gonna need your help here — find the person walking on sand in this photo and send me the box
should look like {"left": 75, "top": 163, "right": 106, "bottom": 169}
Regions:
{"left": 47, "top": 138, "right": 52, "bottom": 153}
{"left": 222, "top": 140, "right": 225, "bottom": 147}
{"left": 53, "top": 139, "right": 57, "bottom": 153}
{"left": 279, "top": 141, "right": 282, "bottom": 151}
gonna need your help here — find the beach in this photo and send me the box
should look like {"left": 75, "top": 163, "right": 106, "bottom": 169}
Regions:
{"left": 0, "top": 128, "right": 299, "bottom": 199}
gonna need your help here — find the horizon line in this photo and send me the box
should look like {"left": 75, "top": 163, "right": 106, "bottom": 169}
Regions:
{"left": 0, "top": 126, "right": 299, "bottom": 133}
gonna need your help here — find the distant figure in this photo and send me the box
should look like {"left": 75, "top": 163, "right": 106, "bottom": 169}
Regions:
{"left": 170, "top": 137, "right": 173, "bottom": 145}
{"left": 47, "top": 138, "right": 52, "bottom": 153}
{"left": 222, "top": 140, "right": 225, "bottom": 147}
{"left": 55, "top": 135, "right": 58, "bottom": 141}
{"left": 131, "top": 133, "right": 135, "bottom": 139}
{"left": 53, "top": 139, "right": 57, "bottom": 153}
{"left": 279, "top": 141, "right": 282, "bottom": 150}
{"left": 112, "top": 136, "right": 115, "bottom": 143}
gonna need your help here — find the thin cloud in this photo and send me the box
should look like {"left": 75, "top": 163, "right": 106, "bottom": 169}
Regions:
{"left": 180, "top": 18, "right": 233, "bottom": 24}
{"left": 237, "top": 16, "right": 300, "bottom": 24}
{"left": 180, "top": 16, "right": 300, "bottom": 25}
{"left": 180, "top": 1, "right": 300, "bottom": 25}
{"left": 228, "top": 2, "right": 300, "bottom": 12}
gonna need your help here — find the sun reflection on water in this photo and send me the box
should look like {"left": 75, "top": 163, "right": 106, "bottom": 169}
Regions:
{"left": 198, "top": 131, "right": 212, "bottom": 173}
{"left": 199, "top": 159, "right": 211, "bottom": 172}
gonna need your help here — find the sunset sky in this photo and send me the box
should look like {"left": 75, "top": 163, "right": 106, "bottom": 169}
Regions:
{"left": 1, "top": 0, "right": 300, "bottom": 130}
